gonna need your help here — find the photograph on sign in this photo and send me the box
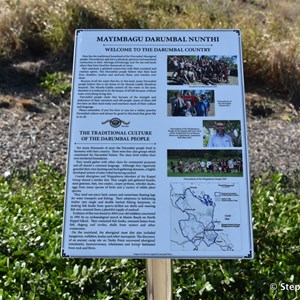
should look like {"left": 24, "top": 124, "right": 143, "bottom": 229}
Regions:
{"left": 203, "top": 120, "right": 242, "bottom": 147}
{"left": 167, "top": 55, "right": 238, "bottom": 86}
{"left": 167, "top": 90, "right": 215, "bottom": 117}
{"left": 62, "top": 29, "right": 253, "bottom": 259}
{"left": 167, "top": 149, "right": 243, "bottom": 177}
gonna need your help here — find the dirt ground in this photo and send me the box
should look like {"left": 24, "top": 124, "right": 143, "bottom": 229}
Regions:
{"left": 0, "top": 57, "right": 299, "bottom": 178}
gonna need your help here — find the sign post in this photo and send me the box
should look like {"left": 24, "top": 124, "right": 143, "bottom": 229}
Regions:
{"left": 62, "top": 29, "right": 254, "bottom": 262}
{"left": 146, "top": 259, "right": 172, "bottom": 300}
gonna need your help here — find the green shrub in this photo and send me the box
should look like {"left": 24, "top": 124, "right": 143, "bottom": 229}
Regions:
{"left": 0, "top": 164, "right": 299, "bottom": 299}
{"left": 40, "top": 72, "right": 71, "bottom": 96}
{"left": 0, "top": 163, "right": 146, "bottom": 299}
{"left": 173, "top": 172, "right": 300, "bottom": 299}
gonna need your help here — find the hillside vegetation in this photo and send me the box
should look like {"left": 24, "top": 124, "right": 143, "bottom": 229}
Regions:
{"left": 0, "top": 163, "right": 299, "bottom": 299}
{"left": 1, "top": 1, "right": 300, "bottom": 299}
{"left": 1, "top": 0, "right": 300, "bottom": 105}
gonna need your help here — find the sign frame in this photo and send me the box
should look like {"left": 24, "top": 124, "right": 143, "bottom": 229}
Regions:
{"left": 62, "top": 29, "right": 254, "bottom": 259}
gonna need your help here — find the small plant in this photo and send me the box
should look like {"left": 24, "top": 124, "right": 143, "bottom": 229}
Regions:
{"left": 173, "top": 172, "right": 300, "bottom": 299}
{"left": 40, "top": 72, "right": 71, "bottom": 96}
{"left": 0, "top": 163, "right": 146, "bottom": 299}
{"left": 0, "top": 163, "right": 299, "bottom": 299}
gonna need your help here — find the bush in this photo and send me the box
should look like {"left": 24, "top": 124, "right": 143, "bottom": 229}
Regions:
{"left": 0, "top": 163, "right": 299, "bottom": 299}
{"left": 173, "top": 172, "right": 300, "bottom": 299}
{"left": 2, "top": 0, "right": 300, "bottom": 105}
{"left": 40, "top": 72, "right": 71, "bottom": 96}
{"left": 0, "top": 163, "right": 146, "bottom": 299}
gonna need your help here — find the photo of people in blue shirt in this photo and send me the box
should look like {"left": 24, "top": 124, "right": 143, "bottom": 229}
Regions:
{"left": 203, "top": 120, "right": 242, "bottom": 148}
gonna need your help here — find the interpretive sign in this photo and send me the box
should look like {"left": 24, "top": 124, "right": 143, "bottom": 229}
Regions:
{"left": 62, "top": 29, "right": 254, "bottom": 259}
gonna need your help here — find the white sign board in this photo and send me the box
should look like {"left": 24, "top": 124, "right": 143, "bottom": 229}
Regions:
{"left": 62, "top": 29, "right": 254, "bottom": 259}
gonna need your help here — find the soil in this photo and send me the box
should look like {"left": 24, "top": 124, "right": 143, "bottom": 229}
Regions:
{"left": 1, "top": 57, "right": 299, "bottom": 179}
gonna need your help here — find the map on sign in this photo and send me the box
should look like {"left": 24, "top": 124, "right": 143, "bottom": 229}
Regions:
{"left": 170, "top": 182, "right": 241, "bottom": 252}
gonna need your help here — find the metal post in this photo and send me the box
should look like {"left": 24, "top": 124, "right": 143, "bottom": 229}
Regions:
{"left": 146, "top": 259, "right": 172, "bottom": 300}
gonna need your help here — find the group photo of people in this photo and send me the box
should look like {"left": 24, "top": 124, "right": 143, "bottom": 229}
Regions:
{"left": 167, "top": 55, "right": 238, "bottom": 86}
{"left": 167, "top": 149, "right": 243, "bottom": 177}
{"left": 203, "top": 120, "right": 242, "bottom": 148}
{"left": 167, "top": 90, "right": 215, "bottom": 117}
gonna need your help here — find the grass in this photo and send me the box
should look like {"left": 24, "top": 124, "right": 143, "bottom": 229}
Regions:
{"left": 40, "top": 72, "right": 71, "bottom": 96}
{"left": 1, "top": 0, "right": 300, "bottom": 105}
{"left": 1, "top": 2, "right": 299, "bottom": 298}
{"left": 0, "top": 163, "right": 299, "bottom": 299}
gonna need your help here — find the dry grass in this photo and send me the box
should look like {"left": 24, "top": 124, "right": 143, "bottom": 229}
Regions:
{"left": 1, "top": 0, "right": 300, "bottom": 105}
{"left": 0, "top": 96, "right": 13, "bottom": 109}
{"left": 0, "top": 95, "right": 42, "bottom": 112}
{"left": 16, "top": 98, "right": 36, "bottom": 111}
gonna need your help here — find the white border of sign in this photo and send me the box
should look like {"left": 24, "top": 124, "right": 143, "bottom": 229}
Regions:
{"left": 62, "top": 29, "right": 254, "bottom": 259}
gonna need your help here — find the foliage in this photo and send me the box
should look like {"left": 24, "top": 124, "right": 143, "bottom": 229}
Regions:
{"left": 1, "top": 0, "right": 300, "bottom": 105}
{"left": 173, "top": 172, "right": 300, "bottom": 299}
{"left": 0, "top": 163, "right": 299, "bottom": 298}
{"left": 40, "top": 72, "right": 71, "bottom": 96}
{"left": 0, "top": 162, "right": 146, "bottom": 299}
